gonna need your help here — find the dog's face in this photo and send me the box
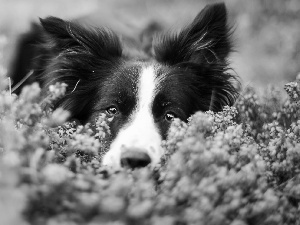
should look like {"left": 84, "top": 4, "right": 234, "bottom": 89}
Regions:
{"left": 37, "top": 3, "right": 238, "bottom": 169}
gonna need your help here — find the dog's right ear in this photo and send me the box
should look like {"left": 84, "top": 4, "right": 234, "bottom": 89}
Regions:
{"left": 39, "top": 17, "right": 122, "bottom": 60}
{"left": 39, "top": 17, "right": 70, "bottom": 45}
{"left": 37, "top": 17, "right": 123, "bottom": 122}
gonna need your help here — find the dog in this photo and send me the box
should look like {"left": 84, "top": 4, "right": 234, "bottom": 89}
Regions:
{"left": 9, "top": 3, "right": 238, "bottom": 170}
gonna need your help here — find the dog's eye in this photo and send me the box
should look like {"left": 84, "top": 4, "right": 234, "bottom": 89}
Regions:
{"left": 165, "top": 112, "right": 176, "bottom": 122}
{"left": 106, "top": 106, "right": 118, "bottom": 116}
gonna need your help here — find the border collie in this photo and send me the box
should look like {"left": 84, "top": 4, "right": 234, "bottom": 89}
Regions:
{"left": 10, "top": 3, "right": 238, "bottom": 169}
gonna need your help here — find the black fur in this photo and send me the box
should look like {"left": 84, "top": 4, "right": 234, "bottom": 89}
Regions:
{"left": 9, "top": 23, "right": 43, "bottom": 94}
{"left": 153, "top": 3, "right": 238, "bottom": 112}
{"left": 40, "top": 17, "right": 125, "bottom": 122}
{"left": 10, "top": 2, "right": 239, "bottom": 133}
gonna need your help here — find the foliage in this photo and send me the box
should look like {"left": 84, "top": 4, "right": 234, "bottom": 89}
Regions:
{"left": 2, "top": 71, "right": 300, "bottom": 224}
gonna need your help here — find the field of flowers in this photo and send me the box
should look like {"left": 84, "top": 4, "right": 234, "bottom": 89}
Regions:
{"left": 1, "top": 56, "right": 300, "bottom": 225}
{"left": 0, "top": 1, "right": 299, "bottom": 224}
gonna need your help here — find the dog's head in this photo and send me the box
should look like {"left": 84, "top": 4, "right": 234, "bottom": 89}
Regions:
{"left": 38, "top": 3, "right": 238, "bottom": 169}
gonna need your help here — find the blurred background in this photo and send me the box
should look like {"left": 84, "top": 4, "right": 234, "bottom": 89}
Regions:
{"left": 0, "top": 0, "right": 299, "bottom": 91}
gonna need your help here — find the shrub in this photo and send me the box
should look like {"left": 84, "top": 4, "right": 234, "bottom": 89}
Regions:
{"left": 2, "top": 70, "right": 300, "bottom": 224}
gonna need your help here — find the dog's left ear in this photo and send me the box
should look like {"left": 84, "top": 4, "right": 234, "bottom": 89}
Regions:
{"left": 154, "top": 3, "right": 232, "bottom": 65}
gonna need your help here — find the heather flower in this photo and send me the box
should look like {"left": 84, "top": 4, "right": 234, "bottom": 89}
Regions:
{"left": 0, "top": 119, "right": 26, "bottom": 152}
{"left": 48, "top": 82, "right": 68, "bottom": 101}
{"left": 69, "top": 133, "right": 100, "bottom": 156}
{"left": 1, "top": 151, "right": 21, "bottom": 167}
{"left": 43, "top": 107, "right": 70, "bottom": 127}
{"left": 19, "top": 82, "right": 41, "bottom": 103}
{"left": 94, "top": 113, "right": 112, "bottom": 140}
{"left": 1, "top": 62, "right": 300, "bottom": 224}
{"left": 0, "top": 93, "right": 15, "bottom": 118}
{"left": 284, "top": 81, "right": 300, "bottom": 103}
{"left": 42, "top": 164, "right": 73, "bottom": 185}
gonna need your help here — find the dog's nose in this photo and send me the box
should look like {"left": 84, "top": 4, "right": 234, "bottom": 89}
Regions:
{"left": 120, "top": 150, "right": 151, "bottom": 169}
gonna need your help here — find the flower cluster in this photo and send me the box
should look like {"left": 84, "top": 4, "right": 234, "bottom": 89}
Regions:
{"left": 2, "top": 67, "right": 300, "bottom": 224}
{"left": 284, "top": 73, "right": 300, "bottom": 104}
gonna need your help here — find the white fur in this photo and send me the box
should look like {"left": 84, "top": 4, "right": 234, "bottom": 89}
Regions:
{"left": 102, "top": 65, "right": 163, "bottom": 169}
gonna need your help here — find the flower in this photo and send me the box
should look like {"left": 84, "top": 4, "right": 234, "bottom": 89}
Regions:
{"left": 42, "top": 164, "right": 73, "bottom": 185}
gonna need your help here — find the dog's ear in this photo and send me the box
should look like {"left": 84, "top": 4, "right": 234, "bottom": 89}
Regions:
{"left": 40, "top": 17, "right": 70, "bottom": 44}
{"left": 154, "top": 3, "right": 232, "bottom": 65}
{"left": 154, "top": 3, "right": 239, "bottom": 112}
{"left": 37, "top": 17, "right": 123, "bottom": 122}
{"left": 39, "top": 17, "right": 122, "bottom": 60}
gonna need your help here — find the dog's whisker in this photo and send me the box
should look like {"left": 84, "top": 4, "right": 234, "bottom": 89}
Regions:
{"left": 71, "top": 80, "right": 81, "bottom": 93}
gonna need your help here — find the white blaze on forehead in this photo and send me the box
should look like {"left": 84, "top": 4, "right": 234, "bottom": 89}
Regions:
{"left": 102, "top": 65, "right": 163, "bottom": 169}
{"left": 139, "top": 66, "right": 156, "bottom": 108}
